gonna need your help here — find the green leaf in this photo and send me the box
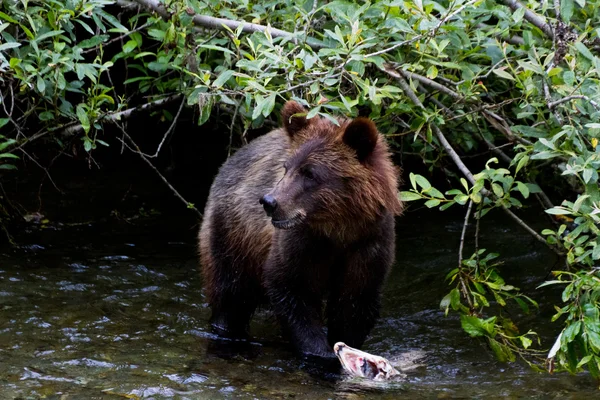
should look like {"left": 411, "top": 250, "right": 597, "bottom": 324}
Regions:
{"left": 493, "top": 68, "right": 514, "bottom": 81}
{"left": 460, "top": 315, "right": 486, "bottom": 337}
{"left": 414, "top": 174, "right": 431, "bottom": 190}
{"left": 399, "top": 191, "right": 422, "bottom": 201}
{"left": 0, "top": 42, "right": 20, "bottom": 51}
{"left": 563, "top": 70, "right": 575, "bottom": 86}
{"left": 213, "top": 70, "right": 234, "bottom": 88}
{"left": 560, "top": 0, "right": 574, "bottom": 23}
{"left": 0, "top": 118, "right": 9, "bottom": 129}
{"left": 588, "top": 331, "right": 600, "bottom": 352}
{"left": 592, "top": 244, "right": 600, "bottom": 260}
{"left": 122, "top": 39, "right": 137, "bottom": 54}
{"left": 76, "top": 104, "right": 90, "bottom": 134}
{"left": 0, "top": 139, "right": 16, "bottom": 152}
{"left": 455, "top": 194, "right": 469, "bottom": 205}
{"left": 520, "top": 336, "right": 532, "bottom": 349}
{"left": 424, "top": 186, "right": 444, "bottom": 199}
{"left": 34, "top": 30, "right": 64, "bottom": 43}
{"left": 545, "top": 207, "right": 572, "bottom": 215}
{"left": 583, "top": 168, "right": 594, "bottom": 184}
{"left": 0, "top": 153, "right": 18, "bottom": 159}
{"left": 424, "top": 199, "right": 441, "bottom": 208}
{"left": 36, "top": 76, "right": 45, "bottom": 94}
{"left": 409, "top": 173, "right": 417, "bottom": 190}
{"left": 426, "top": 65, "right": 438, "bottom": 79}
{"left": 488, "top": 338, "right": 514, "bottom": 362}
{"left": 197, "top": 96, "right": 213, "bottom": 126}
{"left": 516, "top": 182, "right": 529, "bottom": 199}
{"left": 83, "top": 139, "right": 93, "bottom": 152}
{"left": 563, "top": 320, "right": 581, "bottom": 344}
{"left": 577, "top": 355, "right": 593, "bottom": 369}
{"left": 306, "top": 106, "right": 321, "bottom": 119}
{"left": 492, "top": 183, "right": 504, "bottom": 198}
{"left": 199, "top": 44, "right": 236, "bottom": 56}
{"left": 575, "top": 42, "right": 594, "bottom": 61}
{"left": 0, "top": 164, "right": 17, "bottom": 170}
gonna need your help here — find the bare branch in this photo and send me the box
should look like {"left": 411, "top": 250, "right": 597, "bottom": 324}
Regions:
{"left": 383, "top": 65, "right": 476, "bottom": 182}
{"left": 117, "top": 0, "right": 326, "bottom": 49}
{"left": 6, "top": 94, "right": 183, "bottom": 154}
{"left": 397, "top": 69, "right": 463, "bottom": 101}
{"left": 459, "top": 200, "right": 475, "bottom": 312}
{"left": 382, "top": 64, "right": 563, "bottom": 255}
{"left": 144, "top": 96, "right": 186, "bottom": 158}
{"left": 549, "top": 95, "right": 600, "bottom": 111}
{"left": 500, "top": 0, "right": 554, "bottom": 39}
{"left": 482, "top": 110, "right": 533, "bottom": 146}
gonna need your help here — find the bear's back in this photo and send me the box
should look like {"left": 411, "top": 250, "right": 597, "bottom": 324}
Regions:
{"left": 199, "top": 129, "right": 290, "bottom": 276}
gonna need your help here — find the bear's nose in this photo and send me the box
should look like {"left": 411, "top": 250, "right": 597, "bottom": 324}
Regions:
{"left": 259, "top": 194, "right": 278, "bottom": 216}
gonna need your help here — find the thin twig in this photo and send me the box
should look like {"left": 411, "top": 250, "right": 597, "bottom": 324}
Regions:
{"left": 115, "top": 123, "right": 202, "bottom": 218}
{"left": 459, "top": 200, "right": 475, "bottom": 312}
{"left": 228, "top": 101, "right": 240, "bottom": 157}
{"left": 144, "top": 96, "right": 186, "bottom": 158}
{"left": 18, "top": 149, "right": 62, "bottom": 193}
{"left": 82, "top": 21, "right": 153, "bottom": 54}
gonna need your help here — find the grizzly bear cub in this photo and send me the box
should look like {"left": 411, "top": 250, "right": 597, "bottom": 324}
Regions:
{"left": 199, "top": 101, "right": 402, "bottom": 358}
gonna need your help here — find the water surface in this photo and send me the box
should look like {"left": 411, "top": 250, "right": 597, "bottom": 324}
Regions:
{"left": 0, "top": 210, "right": 597, "bottom": 399}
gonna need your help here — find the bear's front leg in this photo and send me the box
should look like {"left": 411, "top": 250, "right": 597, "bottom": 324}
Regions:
{"left": 327, "top": 230, "right": 395, "bottom": 349}
{"left": 263, "top": 240, "right": 334, "bottom": 358}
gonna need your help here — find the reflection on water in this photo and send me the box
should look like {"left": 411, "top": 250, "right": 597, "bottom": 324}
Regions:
{"left": 0, "top": 211, "right": 597, "bottom": 399}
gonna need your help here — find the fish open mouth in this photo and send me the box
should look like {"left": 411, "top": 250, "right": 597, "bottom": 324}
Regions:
{"left": 334, "top": 342, "right": 400, "bottom": 381}
{"left": 271, "top": 213, "right": 304, "bottom": 229}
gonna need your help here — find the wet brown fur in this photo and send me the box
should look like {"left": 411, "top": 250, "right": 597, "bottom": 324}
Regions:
{"left": 199, "top": 101, "right": 402, "bottom": 357}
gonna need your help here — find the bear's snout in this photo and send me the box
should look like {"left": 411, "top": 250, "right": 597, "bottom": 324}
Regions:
{"left": 259, "top": 194, "right": 278, "bottom": 216}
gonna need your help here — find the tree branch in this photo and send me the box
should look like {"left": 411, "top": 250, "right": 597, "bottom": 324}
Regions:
{"left": 548, "top": 95, "right": 600, "bottom": 111}
{"left": 397, "top": 69, "right": 463, "bottom": 101}
{"left": 500, "top": 0, "right": 554, "bottom": 39}
{"left": 117, "top": 0, "right": 326, "bottom": 49}
{"left": 382, "top": 64, "right": 563, "bottom": 255}
{"left": 6, "top": 94, "right": 183, "bottom": 154}
{"left": 459, "top": 200, "right": 476, "bottom": 312}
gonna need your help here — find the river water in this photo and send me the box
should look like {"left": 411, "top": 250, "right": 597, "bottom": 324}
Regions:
{"left": 0, "top": 209, "right": 597, "bottom": 399}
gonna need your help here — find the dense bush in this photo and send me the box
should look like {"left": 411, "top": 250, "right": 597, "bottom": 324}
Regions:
{"left": 1, "top": 0, "right": 599, "bottom": 381}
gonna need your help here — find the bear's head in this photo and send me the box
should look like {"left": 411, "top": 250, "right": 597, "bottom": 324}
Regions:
{"left": 259, "top": 101, "right": 402, "bottom": 234}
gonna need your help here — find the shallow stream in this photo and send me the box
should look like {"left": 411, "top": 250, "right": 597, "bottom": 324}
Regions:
{"left": 0, "top": 210, "right": 597, "bottom": 399}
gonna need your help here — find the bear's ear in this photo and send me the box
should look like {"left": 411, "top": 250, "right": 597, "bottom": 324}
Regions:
{"left": 282, "top": 101, "right": 309, "bottom": 137}
{"left": 342, "top": 118, "right": 379, "bottom": 162}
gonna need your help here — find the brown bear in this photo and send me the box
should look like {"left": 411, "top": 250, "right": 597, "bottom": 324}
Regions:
{"left": 199, "top": 100, "right": 402, "bottom": 358}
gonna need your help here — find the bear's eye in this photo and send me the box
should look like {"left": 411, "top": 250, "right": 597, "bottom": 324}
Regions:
{"left": 301, "top": 167, "right": 316, "bottom": 181}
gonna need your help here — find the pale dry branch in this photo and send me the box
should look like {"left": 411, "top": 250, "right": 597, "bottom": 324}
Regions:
{"left": 458, "top": 200, "right": 475, "bottom": 312}
{"left": 548, "top": 95, "right": 600, "bottom": 111}
{"left": 500, "top": 0, "right": 554, "bottom": 39}
{"left": 383, "top": 64, "right": 562, "bottom": 255}
{"left": 397, "top": 69, "right": 463, "bottom": 100}
{"left": 5, "top": 94, "right": 183, "bottom": 154}
{"left": 117, "top": 0, "right": 326, "bottom": 49}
